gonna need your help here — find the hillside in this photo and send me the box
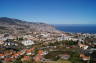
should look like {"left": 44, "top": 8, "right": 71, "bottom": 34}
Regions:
{"left": 0, "top": 17, "right": 59, "bottom": 34}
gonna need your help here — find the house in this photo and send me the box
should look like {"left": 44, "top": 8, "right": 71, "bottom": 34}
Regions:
{"left": 17, "top": 51, "right": 24, "bottom": 56}
{"left": 23, "top": 35, "right": 33, "bottom": 39}
{"left": 82, "top": 56, "right": 90, "bottom": 61}
{"left": 4, "top": 58, "right": 12, "bottom": 62}
{"left": 11, "top": 53, "right": 19, "bottom": 58}
{"left": 34, "top": 55, "right": 43, "bottom": 62}
{"left": 83, "top": 45, "right": 89, "bottom": 50}
{"left": 11, "top": 50, "right": 25, "bottom": 59}
{"left": 43, "top": 51, "right": 48, "bottom": 55}
{"left": 26, "top": 48, "right": 34, "bottom": 55}
{"left": 80, "top": 53, "right": 85, "bottom": 58}
{"left": 22, "top": 40, "right": 34, "bottom": 46}
{"left": 0, "top": 54, "right": 5, "bottom": 59}
{"left": 26, "top": 50, "right": 32, "bottom": 55}
{"left": 21, "top": 56, "right": 30, "bottom": 61}
{"left": 38, "top": 50, "right": 43, "bottom": 55}
{"left": 3, "top": 41, "right": 18, "bottom": 46}
{"left": 78, "top": 43, "right": 89, "bottom": 50}
{"left": 80, "top": 53, "right": 90, "bottom": 61}
{"left": 40, "top": 33, "right": 50, "bottom": 38}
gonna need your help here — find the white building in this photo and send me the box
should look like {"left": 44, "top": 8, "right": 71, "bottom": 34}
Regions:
{"left": 22, "top": 40, "right": 34, "bottom": 46}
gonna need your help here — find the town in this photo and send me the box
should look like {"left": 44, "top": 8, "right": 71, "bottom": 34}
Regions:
{"left": 0, "top": 31, "right": 96, "bottom": 63}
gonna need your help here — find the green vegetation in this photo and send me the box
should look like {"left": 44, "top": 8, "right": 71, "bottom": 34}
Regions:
{"left": 48, "top": 40, "right": 78, "bottom": 47}
{"left": 69, "top": 52, "right": 83, "bottom": 63}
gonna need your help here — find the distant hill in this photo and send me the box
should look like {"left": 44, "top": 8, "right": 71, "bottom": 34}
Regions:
{"left": 0, "top": 17, "right": 60, "bottom": 34}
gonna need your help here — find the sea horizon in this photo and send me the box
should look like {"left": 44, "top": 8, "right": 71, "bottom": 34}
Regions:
{"left": 54, "top": 24, "right": 96, "bottom": 34}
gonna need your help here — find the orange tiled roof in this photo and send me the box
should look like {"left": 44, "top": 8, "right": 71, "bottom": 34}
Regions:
{"left": 38, "top": 50, "right": 43, "bottom": 55}
{"left": 0, "top": 54, "right": 4, "bottom": 56}
{"left": 4, "top": 58, "right": 12, "bottom": 62}
{"left": 26, "top": 48, "right": 35, "bottom": 53}
{"left": 26, "top": 49, "right": 32, "bottom": 53}
{"left": 17, "top": 51, "right": 22, "bottom": 55}
{"left": 22, "top": 56, "right": 30, "bottom": 61}
{"left": 12, "top": 53, "right": 19, "bottom": 57}
{"left": 24, "top": 56, "right": 30, "bottom": 58}
{"left": 80, "top": 54, "right": 85, "bottom": 57}
{"left": 82, "top": 56, "right": 90, "bottom": 60}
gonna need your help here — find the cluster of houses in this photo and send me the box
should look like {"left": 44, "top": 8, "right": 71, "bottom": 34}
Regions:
{"left": 0, "top": 47, "right": 49, "bottom": 62}
{"left": 0, "top": 32, "right": 96, "bottom": 63}
{"left": 79, "top": 42, "right": 96, "bottom": 63}
{"left": 57, "top": 34, "right": 84, "bottom": 42}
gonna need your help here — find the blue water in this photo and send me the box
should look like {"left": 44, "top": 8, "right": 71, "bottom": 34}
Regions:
{"left": 55, "top": 24, "right": 96, "bottom": 33}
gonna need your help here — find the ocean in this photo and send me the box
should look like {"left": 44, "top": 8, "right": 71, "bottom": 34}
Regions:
{"left": 55, "top": 24, "right": 96, "bottom": 34}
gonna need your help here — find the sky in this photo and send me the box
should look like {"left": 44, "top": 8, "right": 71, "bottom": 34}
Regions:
{"left": 0, "top": 0, "right": 96, "bottom": 24}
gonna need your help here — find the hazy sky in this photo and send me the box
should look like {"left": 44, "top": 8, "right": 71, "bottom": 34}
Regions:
{"left": 0, "top": 0, "right": 96, "bottom": 24}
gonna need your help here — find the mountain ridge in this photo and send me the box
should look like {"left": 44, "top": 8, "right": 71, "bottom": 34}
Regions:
{"left": 0, "top": 17, "right": 60, "bottom": 34}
